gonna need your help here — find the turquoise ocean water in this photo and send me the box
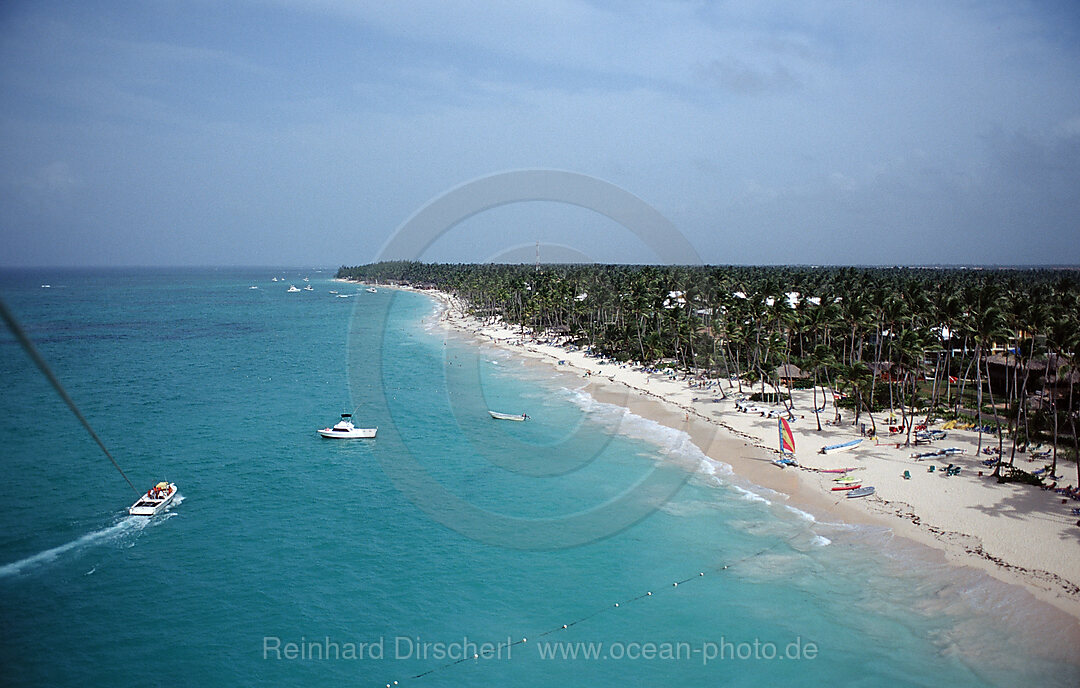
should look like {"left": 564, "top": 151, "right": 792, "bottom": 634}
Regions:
{"left": 1, "top": 268, "right": 1077, "bottom": 687}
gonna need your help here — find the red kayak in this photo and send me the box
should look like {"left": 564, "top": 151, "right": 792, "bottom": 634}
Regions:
{"left": 831, "top": 484, "right": 862, "bottom": 491}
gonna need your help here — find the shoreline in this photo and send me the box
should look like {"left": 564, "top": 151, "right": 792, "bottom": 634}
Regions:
{"left": 352, "top": 279, "right": 1080, "bottom": 624}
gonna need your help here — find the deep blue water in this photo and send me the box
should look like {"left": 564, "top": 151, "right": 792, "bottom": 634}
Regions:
{"left": 0, "top": 268, "right": 1077, "bottom": 687}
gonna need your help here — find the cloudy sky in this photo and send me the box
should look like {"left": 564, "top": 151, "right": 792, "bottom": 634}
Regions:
{"left": 2, "top": 1, "right": 1078, "bottom": 267}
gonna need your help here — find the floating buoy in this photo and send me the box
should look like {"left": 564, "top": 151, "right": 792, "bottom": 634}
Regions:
{"left": 673, "top": 582, "right": 678, "bottom": 587}
{"left": 699, "top": 572, "right": 704, "bottom": 576}
{"left": 562, "top": 624, "right": 567, "bottom": 629}
{"left": 614, "top": 603, "right": 619, "bottom": 607}
{"left": 647, "top": 591, "right": 652, "bottom": 596}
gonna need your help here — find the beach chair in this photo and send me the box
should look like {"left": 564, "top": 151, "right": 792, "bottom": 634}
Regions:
{"left": 902, "top": 470, "right": 911, "bottom": 480}
{"left": 927, "top": 465, "right": 936, "bottom": 473}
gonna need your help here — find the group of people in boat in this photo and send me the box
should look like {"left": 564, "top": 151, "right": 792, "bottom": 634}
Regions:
{"left": 146, "top": 484, "right": 171, "bottom": 500}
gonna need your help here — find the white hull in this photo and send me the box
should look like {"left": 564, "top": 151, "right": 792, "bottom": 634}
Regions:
{"left": 318, "top": 427, "right": 377, "bottom": 438}
{"left": 821, "top": 439, "right": 863, "bottom": 454}
{"left": 489, "top": 411, "right": 527, "bottom": 421}
{"left": 128, "top": 484, "right": 177, "bottom": 516}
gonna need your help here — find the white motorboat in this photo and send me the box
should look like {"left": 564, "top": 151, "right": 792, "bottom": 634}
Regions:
{"left": 272, "top": 277, "right": 279, "bottom": 282}
{"left": 318, "top": 413, "right": 377, "bottom": 439}
{"left": 128, "top": 482, "right": 177, "bottom": 516}
{"left": 329, "top": 290, "right": 339, "bottom": 294}
{"left": 336, "top": 294, "right": 350, "bottom": 298}
{"left": 366, "top": 287, "right": 378, "bottom": 293}
{"left": 249, "top": 286, "right": 258, "bottom": 289}
{"left": 489, "top": 411, "right": 528, "bottom": 421}
{"left": 287, "top": 285, "right": 301, "bottom": 293}
{"left": 303, "top": 277, "right": 309, "bottom": 282}
{"left": 303, "top": 285, "right": 314, "bottom": 291}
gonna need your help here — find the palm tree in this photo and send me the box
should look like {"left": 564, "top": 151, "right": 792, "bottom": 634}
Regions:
{"left": 966, "top": 282, "right": 1008, "bottom": 473}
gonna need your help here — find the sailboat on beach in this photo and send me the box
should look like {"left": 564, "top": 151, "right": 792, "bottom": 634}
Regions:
{"left": 773, "top": 417, "right": 797, "bottom": 467}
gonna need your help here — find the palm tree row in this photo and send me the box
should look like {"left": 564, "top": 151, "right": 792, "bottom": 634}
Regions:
{"left": 339, "top": 262, "right": 1080, "bottom": 483}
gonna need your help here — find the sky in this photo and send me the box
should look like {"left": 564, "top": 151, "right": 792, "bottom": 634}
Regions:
{"left": 1, "top": 0, "right": 1079, "bottom": 267}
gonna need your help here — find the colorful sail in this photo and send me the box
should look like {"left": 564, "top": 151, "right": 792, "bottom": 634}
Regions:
{"left": 778, "top": 417, "right": 796, "bottom": 454}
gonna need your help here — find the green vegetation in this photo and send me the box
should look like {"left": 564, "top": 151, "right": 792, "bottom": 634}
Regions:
{"left": 339, "top": 262, "right": 1080, "bottom": 483}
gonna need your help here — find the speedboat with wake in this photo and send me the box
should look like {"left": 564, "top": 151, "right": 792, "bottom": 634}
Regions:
{"left": 287, "top": 285, "right": 301, "bottom": 293}
{"left": 318, "top": 413, "right": 377, "bottom": 438}
{"left": 128, "top": 482, "right": 177, "bottom": 516}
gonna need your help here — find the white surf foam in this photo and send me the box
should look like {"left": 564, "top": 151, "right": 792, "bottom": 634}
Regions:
{"left": 561, "top": 387, "right": 849, "bottom": 549}
{"left": 564, "top": 388, "right": 732, "bottom": 465}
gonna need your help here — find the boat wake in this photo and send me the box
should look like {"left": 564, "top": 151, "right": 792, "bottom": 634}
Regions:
{"left": 0, "top": 495, "right": 182, "bottom": 578}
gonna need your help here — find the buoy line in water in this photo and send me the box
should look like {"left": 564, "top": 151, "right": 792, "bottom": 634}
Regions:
{"left": 384, "top": 543, "right": 782, "bottom": 687}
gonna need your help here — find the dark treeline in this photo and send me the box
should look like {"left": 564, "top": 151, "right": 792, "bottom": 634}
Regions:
{"left": 338, "top": 262, "right": 1080, "bottom": 482}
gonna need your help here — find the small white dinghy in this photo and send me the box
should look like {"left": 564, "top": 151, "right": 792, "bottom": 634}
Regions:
{"left": 820, "top": 439, "right": 863, "bottom": 454}
{"left": 286, "top": 285, "right": 301, "bottom": 293}
{"left": 489, "top": 411, "right": 528, "bottom": 421}
{"left": 366, "top": 287, "right": 378, "bottom": 293}
{"left": 129, "top": 482, "right": 177, "bottom": 516}
{"left": 318, "top": 413, "right": 377, "bottom": 438}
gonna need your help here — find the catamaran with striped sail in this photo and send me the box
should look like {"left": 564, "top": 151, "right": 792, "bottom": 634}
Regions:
{"left": 773, "top": 417, "right": 797, "bottom": 467}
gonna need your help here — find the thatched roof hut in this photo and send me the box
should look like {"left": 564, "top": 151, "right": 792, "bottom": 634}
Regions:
{"left": 776, "top": 364, "right": 808, "bottom": 382}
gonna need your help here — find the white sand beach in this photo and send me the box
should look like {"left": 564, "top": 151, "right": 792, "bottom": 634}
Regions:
{"left": 360, "top": 281, "right": 1080, "bottom": 621}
